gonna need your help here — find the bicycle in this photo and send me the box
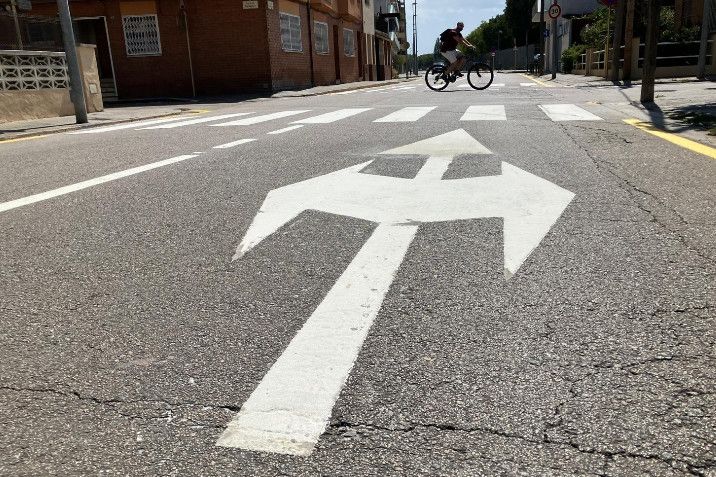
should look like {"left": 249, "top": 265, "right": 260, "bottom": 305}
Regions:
{"left": 425, "top": 50, "right": 494, "bottom": 92}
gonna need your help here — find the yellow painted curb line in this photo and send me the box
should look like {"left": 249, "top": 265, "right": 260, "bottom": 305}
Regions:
{"left": 519, "top": 73, "right": 556, "bottom": 88}
{"left": 624, "top": 119, "right": 716, "bottom": 160}
{"left": 0, "top": 134, "right": 49, "bottom": 144}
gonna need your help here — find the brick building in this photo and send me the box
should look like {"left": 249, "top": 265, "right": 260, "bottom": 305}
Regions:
{"left": 28, "top": 0, "right": 366, "bottom": 100}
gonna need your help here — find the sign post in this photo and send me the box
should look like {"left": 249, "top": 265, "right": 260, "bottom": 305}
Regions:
{"left": 548, "top": 1, "right": 561, "bottom": 79}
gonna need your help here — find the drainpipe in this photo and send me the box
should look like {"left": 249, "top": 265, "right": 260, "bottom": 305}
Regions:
{"left": 306, "top": 1, "right": 316, "bottom": 86}
{"left": 180, "top": 0, "right": 197, "bottom": 97}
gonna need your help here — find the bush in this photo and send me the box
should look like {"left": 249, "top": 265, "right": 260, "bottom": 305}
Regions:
{"left": 562, "top": 44, "right": 587, "bottom": 73}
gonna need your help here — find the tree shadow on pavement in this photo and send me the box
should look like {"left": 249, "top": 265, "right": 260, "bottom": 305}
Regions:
{"left": 639, "top": 102, "right": 716, "bottom": 135}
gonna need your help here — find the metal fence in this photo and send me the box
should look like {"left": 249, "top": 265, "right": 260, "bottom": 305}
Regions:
{"left": 0, "top": 11, "right": 64, "bottom": 51}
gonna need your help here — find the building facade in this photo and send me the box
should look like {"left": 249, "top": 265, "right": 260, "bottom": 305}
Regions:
{"left": 28, "top": 0, "right": 364, "bottom": 100}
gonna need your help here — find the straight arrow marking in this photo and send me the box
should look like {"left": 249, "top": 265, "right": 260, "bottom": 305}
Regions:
{"left": 217, "top": 222, "right": 418, "bottom": 456}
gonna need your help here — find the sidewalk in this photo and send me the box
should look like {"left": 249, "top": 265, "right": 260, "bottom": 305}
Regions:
{"left": 271, "top": 77, "right": 417, "bottom": 98}
{"left": 0, "top": 78, "right": 417, "bottom": 141}
{"left": 527, "top": 72, "right": 716, "bottom": 146}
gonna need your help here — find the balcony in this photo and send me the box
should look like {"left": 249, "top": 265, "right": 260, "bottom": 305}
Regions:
{"left": 337, "top": 0, "right": 362, "bottom": 22}
{"left": 310, "top": 0, "right": 337, "bottom": 14}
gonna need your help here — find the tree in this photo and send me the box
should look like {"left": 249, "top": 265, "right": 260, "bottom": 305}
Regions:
{"left": 505, "top": 0, "right": 534, "bottom": 45}
{"left": 580, "top": 7, "right": 615, "bottom": 49}
{"left": 465, "top": 14, "right": 513, "bottom": 54}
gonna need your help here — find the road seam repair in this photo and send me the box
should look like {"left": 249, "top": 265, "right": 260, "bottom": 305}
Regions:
{"left": 624, "top": 119, "right": 716, "bottom": 159}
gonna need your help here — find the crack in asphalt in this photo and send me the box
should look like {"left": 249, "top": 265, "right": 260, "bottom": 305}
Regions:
{"left": 557, "top": 123, "right": 716, "bottom": 266}
{"left": 0, "top": 385, "right": 239, "bottom": 426}
{"left": 329, "top": 419, "right": 714, "bottom": 476}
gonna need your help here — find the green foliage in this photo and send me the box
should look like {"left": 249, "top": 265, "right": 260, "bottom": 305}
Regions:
{"left": 464, "top": 14, "right": 513, "bottom": 55}
{"left": 504, "top": 0, "right": 534, "bottom": 42}
{"left": 659, "top": 7, "right": 701, "bottom": 42}
{"left": 579, "top": 7, "right": 614, "bottom": 50}
{"left": 561, "top": 44, "right": 586, "bottom": 73}
{"left": 418, "top": 53, "right": 436, "bottom": 69}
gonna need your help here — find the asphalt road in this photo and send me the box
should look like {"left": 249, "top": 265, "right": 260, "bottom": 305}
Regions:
{"left": 1, "top": 73, "right": 714, "bottom": 477}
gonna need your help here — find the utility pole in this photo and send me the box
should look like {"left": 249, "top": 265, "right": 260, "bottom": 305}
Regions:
{"left": 640, "top": 0, "right": 660, "bottom": 104}
{"left": 540, "top": 0, "right": 545, "bottom": 75}
{"left": 412, "top": 0, "right": 418, "bottom": 75}
{"left": 9, "top": 0, "right": 23, "bottom": 49}
{"left": 611, "top": 0, "right": 626, "bottom": 81}
{"left": 697, "top": 0, "right": 714, "bottom": 79}
{"left": 57, "top": 0, "right": 88, "bottom": 123}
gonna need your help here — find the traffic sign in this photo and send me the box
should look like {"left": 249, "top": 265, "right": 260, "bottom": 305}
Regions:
{"left": 491, "top": 52, "right": 496, "bottom": 57}
{"left": 548, "top": 1, "right": 562, "bottom": 19}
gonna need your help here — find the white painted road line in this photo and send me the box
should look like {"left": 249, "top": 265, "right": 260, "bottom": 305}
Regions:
{"left": 374, "top": 106, "right": 436, "bottom": 123}
{"left": 414, "top": 156, "right": 454, "bottom": 180}
{"left": 268, "top": 125, "right": 305, "bottom": 135}
{"left": 213, "top": 110, "right": 311, "bottom": 126}
{"left": 217, "top": 222, "right": 419, "bottom": 456}
{"left": 461, "top": 105, "right": 507, "bottom": 121}
{"left": 69, "top": 116, "right": 192, "bottom": 134}
{"left": 213, "top": 138, "right": 257, "bottom": 149}
{"left": 539, "top": 104, "right": 603, "bottom": 121}
{"left": 292, "top": 108, "right": 372, "bottom": 124}
{"left": 0, "top": 154, "right": 199, "bottom": 214}
{"left": 520, "top": 83, "right": 538, "bottom": 87}
{"left": 140, "top": 113, "right": 253, "bottom": 129}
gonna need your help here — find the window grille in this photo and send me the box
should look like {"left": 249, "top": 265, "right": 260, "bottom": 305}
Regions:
{"left": 280, "top": 13, "right": 302, "bottom": 52}
{"left": 343, "top": 29, "right": 355, "bottom": 57}
{"left": 122, "top": 15, "right": 162, "bottom": 57}
{"left": 314, "top": 22, "right": 329, "bottom": 55}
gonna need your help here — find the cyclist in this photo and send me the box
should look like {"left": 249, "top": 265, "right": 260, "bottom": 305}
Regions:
{"left": 439, "top": 22, "right": 476, "bottom": 81}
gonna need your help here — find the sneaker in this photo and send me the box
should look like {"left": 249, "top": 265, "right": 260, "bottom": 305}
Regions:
{"left": 455, "top": 71, "right": 464, "bottom": 77}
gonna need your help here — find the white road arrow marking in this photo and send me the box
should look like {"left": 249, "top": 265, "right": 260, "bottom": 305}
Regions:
{"left": 217, "top": 130, "right": 575, "bottom": 455}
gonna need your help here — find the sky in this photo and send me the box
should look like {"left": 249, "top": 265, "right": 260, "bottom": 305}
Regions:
{"left": 408, "top": 0, "right": 506, "bottom": 54}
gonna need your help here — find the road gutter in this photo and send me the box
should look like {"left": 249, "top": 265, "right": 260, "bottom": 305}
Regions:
{"left": 624, "top": 119, "right": 716, "bottom": 159}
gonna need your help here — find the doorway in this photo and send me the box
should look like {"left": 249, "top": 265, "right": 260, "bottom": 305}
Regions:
{"left": 333, "top": 25, "right": 342, "bottom": 83}
{"left": 74, "top": 17, "right": 118, "bottom": 102}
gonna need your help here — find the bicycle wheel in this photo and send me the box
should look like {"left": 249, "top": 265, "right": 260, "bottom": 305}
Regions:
{"left": 467, "top": 62, "right": 494, "bottom": 90}
{"left": 425, "top": 65, "right": 450, "bottom": 91}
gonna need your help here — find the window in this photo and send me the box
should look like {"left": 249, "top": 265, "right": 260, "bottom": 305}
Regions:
{"left": 314, "top": 21, "right": 329, "bottom": 55}
{"left": 122, "top": 15, "right": 161, "bottom": 56}
{"left": 343, "top": 28, "right": 355, "bottom": 57}
{"left": 280, "top": 13, "right": 302, "bottom": 52}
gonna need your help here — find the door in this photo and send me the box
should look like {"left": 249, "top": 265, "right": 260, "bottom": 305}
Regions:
{"left": 333, "top": 25, "right": 341, "bottom": 83}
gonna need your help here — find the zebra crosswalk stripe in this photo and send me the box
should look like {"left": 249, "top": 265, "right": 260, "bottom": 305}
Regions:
{"left": 292, "top": 108, "right": 372, "bottom": 124}
{"left": 538, "top": 104, "right": 603, "bottom": 121}
{"left": 460, "top": 105, "right": 507, "bottom": 121}
{"left": 374, "top": 106, "right": 436, "bottom": 123}
{"left": 141, "top": 113, "right": 253, "bottom": 129}
{"left": 213, "top": 110, "right": 312, "bottom": 126}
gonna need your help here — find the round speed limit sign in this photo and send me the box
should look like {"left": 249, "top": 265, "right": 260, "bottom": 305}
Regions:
{"left": 548, "top": 2, "right": 562, "bottom": 19}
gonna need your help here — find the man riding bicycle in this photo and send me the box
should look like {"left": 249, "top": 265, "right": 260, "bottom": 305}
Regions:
{"left": 439, "top": 22, "right": 475, "bottom": 81}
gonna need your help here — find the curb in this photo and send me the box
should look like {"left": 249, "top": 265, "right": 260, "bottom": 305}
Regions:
{"left": 271, "top": 78, "right": 417, "bottom": 98}
{"left": 0, "top": 110, "right": 201, "bottom": 143}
